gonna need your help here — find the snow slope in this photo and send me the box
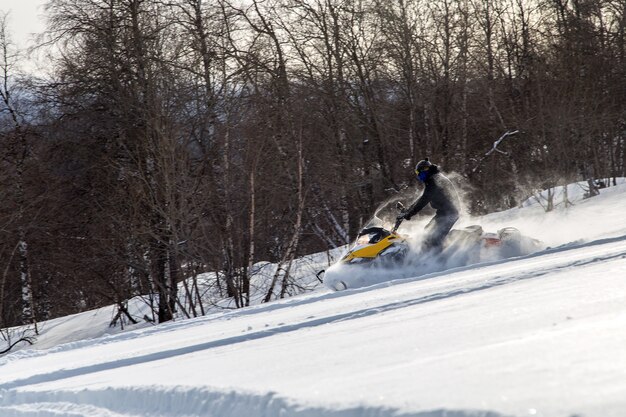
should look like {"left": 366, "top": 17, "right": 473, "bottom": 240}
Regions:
{"left": 1, "top": 182, "right": 626, "bottom": 417}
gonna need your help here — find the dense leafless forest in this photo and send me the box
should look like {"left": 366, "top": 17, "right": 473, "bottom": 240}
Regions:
{"left": 0, "top": 0, "right": 624, "bottom": 331}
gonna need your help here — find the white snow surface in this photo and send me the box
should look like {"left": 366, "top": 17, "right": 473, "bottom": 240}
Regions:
{"left": 2, "top": 182, "right": 626, "bottom": 417}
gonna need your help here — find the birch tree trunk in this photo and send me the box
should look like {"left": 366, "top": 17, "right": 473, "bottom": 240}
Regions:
{"left": 1, "top": 16, "right": 37, "bottom": 332}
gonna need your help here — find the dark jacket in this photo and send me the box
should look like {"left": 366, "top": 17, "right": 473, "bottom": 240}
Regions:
{"left": 407, "top": 165, "right": 461, "bottom": 218}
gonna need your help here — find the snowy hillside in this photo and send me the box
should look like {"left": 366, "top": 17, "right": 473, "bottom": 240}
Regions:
{"left": 1, "top": 181, "right": 626, "bottom": 417}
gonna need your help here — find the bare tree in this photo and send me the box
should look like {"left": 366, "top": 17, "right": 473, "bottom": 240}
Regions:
{"left": 0, "top": 12, "right": 37, "bottom": 333}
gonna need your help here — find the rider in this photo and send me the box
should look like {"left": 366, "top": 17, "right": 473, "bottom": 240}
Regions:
{"left": 400, "top": 158, "right": 461, "bottom": 251}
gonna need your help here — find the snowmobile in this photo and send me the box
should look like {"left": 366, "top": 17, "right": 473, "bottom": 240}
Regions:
{"left": 337, "top": 202, "right": 410, "bottom": 268}
{"left": 320, "top": 202, "right": 544, "bottom": 291}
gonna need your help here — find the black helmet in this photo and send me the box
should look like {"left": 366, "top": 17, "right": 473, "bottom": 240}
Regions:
{"left": 415, "top": 158, "right": 433, "bottom": 172}
{"left": 415, "top": 158, "right": 433, "bottom": 182}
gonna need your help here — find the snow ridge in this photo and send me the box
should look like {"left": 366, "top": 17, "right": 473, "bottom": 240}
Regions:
{"left": 0, "top": 387, "right": 509, "bottom": 417}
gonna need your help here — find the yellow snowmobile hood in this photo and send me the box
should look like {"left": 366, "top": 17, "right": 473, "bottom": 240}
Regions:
{"left": 342, "top": 233, "right": 405, "bottom": 263}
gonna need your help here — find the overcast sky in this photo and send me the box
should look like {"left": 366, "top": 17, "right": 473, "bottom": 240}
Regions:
{"left": 1, "top": 0, "right": 47, "bottom": 72}
{"left": 1, "top": 0, "right": 46, "bottom": 45}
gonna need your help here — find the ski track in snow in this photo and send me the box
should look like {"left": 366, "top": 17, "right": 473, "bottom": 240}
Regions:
{"left": 2, "top": 233, "right": 626, "bottom": 416}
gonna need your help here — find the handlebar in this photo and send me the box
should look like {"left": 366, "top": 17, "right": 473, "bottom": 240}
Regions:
{"left": 392, "top": 201, "right": 407, "bottom": 233}
{"left": 391, "top": 216, "right": 403, "bottom": 233}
